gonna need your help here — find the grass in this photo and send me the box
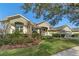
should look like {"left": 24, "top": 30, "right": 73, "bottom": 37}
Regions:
{"left": 0, "top": 38, "right": 79, "bottom": 56}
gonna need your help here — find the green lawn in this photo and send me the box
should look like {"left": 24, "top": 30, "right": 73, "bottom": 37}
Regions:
{"left": 0, "top": 39, "right": 79, "bottom": 56}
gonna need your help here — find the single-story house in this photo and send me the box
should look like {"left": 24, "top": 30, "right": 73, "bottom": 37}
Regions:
{"left": 48, "top": 25, "right": 79, "bottom": 36}
{"left": 0, "top": 14, "right": 79, "bottom": 36}
{"left": 0, "top": 14, "right": 35, "bottom": 35}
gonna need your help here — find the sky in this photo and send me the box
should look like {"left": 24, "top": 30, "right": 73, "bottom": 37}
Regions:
{"left": 0, "top": 3, "right": 78, "bottom": 28}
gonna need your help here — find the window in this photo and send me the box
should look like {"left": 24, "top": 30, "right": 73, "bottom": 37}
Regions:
{"left": 15, "top": 22, "right": 23, "bottom": 33}
{"left": 32, "top": 28, "right": 37, "bottom": 33}
{"left": 41, "top": 27, "right": 48, "bottom": 32}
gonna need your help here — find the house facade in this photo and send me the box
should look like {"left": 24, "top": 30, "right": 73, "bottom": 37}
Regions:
{"left": 0, "top": 14, "right": 79, "bottom": 36}
{"left": 0, "top": 14, "right": 35, "bottom": 35}
{"left": 48, "top": 25, "right": 79, "bottom": 37}
{"left": 35, "top": 21, "right": 53, "bottom": 36}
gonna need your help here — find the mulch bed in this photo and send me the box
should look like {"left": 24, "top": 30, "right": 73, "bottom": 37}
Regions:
{"left": 0, "top": 44, "right": 32, "bottom": 50}
{"left": 0, "top": 39, "right": 41, "bottom": 50}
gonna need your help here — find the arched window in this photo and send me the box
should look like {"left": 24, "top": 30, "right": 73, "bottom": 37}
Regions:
{"left": 15, "top": 22, "right": 24, "bottom": 32}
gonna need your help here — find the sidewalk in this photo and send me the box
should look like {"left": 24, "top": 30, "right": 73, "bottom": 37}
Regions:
{"left": 54, "top": 46, "right": 79, "bottom": 56}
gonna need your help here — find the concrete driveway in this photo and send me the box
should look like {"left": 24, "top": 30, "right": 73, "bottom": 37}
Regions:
{"left": 54, "top": 46, "right": 79, "bottom": 56}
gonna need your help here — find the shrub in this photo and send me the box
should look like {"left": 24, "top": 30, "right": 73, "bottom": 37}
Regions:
{"left": 0, "top": 30, "right": 41, "bottom": 46}
{"left": 9, "top": 30, "right": 23, "bottom": 38}
{"left": 3, "top": 38, "right": 12, "bottom": 45}
{"left": 52, "top": 33, "right": 60, "bottom": 37}
{"left": 32, "top": 31, "right": 41, "bottom": 39}
{"left": 71, "top": 34, "right": 79, "bottom": 37}
{"left": 0, "top": 39, "right": 4, "bottom": 46}
{"left": 0, "top": 38, "right": 12, "bottom": 46}
{"left": 22, "top": 37, "right": 32, "bottom": 43}
{"left": 9, "top": 35, "right": 33, "bottom": 45}
{"left": 42, "top": 36, "right": 53, "bottom": 40}
{"left": 52, "top": 33, "right": 66, "bottom": 38}
{"left": 0, "top": 36, "right": 33, "bottom": 45}
{"left": 61, "top": 34, "right": 65, "bottom": 37}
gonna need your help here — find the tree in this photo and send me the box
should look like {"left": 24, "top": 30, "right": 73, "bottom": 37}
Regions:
{"left": 0, "top": 20, "right": 10, "bottom": 38}
{"left": 21, "top": 3, "right": 79, "bottom": 26}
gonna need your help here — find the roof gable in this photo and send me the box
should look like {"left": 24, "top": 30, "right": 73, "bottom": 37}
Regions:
{"left": 37, "top": 21, "right": 53, "bottom": 30}
{"left": 0, "top": 14, "right": 35, "bottom": 26}
{"left": 53, "top": 25, "right": 72, "bottom": 32}
{"left": 55, "top": 25, "right": 71, "bottom": 30}
{"left": 2, "top": 14, "right": 30, "bottom": 22}
{"left": 37, "top": 21, "right": 52, "bottom": 27}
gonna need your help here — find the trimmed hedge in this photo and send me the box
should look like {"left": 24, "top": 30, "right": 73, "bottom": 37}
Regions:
{"left": 52, "top": 33, "right": 61, "bottom": 37}
{"left": 71, "top": 34, "right": 79, "bottom": 37}
{"left": 52, "top": 33, "right": 66, "bottom": 38}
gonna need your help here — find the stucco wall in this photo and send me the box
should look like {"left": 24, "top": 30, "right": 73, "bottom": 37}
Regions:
{"left": 63, "top": 27, "right": 72, "bottom": 32}
{"left": 9, "top": 25, "right": 15, "bottom": 34}
{"left": 6, "top": 17, "right": 32, "bottom": 34}
{"left": 9, "top": 25, "right": 28, "bottom": 34}
{"left": 72, "top": 32, "right": 79, "bottom": 34}
{"left": 38, "top": 22, "right": 52, "bottom": 30}
{"left": 10, "top": 17, "right": 28, "bottom": 25}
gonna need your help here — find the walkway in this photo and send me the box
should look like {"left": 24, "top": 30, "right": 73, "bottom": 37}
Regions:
{"left": 54, "top": 46, "right": 79, "bottom": 56}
